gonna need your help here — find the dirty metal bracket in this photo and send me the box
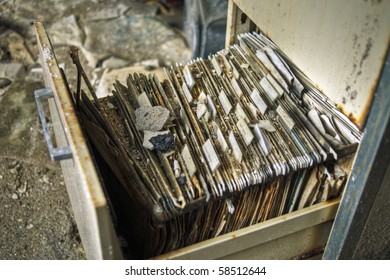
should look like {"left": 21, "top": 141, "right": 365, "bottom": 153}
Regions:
{"left": 34, "top": 87, "right": 73, "bottom": 161}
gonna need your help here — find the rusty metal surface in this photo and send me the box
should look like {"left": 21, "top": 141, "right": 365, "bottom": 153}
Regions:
{"left": 323, "top": 49, "right": 390, "bottom": 259}
{"left": 34, "top": 21, "right": 122, "bottom": 259}
{"left": 154, "top": 198, "right": 339, "bottom": 260}
{"left": 230, "top": 0, "right": 390, "bottom": 129}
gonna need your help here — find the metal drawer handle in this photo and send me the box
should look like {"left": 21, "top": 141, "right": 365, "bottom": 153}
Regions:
{"left": 34, "top": 87, "right": 73, "bottom": 161}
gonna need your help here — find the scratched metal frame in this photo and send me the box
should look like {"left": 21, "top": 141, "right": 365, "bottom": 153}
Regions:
{"left": 226, "top": 0, "right": 390, "bottom": 129}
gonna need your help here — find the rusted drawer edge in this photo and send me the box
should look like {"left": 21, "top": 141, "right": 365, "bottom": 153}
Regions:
{"left": 155, "top": 199, "right": 339, "bottom": 260}
{"left": 35, "top": 21, "right": 122, "bottom": 260}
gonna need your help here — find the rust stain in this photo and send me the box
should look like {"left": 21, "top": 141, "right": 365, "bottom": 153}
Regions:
{"left": 36, "top": 21, "right": 107, "bottom": 208}
{"left": 337, "top": 73, "right": 379, "bottom": 130}
{"left": 358, "top": 80, "right": 378, "bottom": 128}
{"left": 336, "top": 104, "right": 358, "bottom": 124}
{"left": 356, "top": 34, "right": 390, "bottom": 129}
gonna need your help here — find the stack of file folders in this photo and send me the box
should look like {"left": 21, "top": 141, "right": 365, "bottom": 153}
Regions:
{"left": 70, "top": 32, "right": 362, "bottom": 259}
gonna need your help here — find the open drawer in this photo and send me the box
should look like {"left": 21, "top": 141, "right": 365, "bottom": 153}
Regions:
{"left": 33, "top": 0, "right": 389, "bottom": 260}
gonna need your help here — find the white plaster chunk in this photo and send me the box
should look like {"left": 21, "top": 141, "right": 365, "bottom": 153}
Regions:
{"left": 135, "top": 106, "right": 170, "bottom": 131}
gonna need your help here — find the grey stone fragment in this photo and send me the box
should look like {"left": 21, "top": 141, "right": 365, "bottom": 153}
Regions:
{"left": 101, "top": 56, "right": 130, "bottom": 69}
{"left": 124, "top": 2, "right": 158, "bottom": 17}
{"left": 0, "top": 78, "right": 12, "bottom": 89}
{"left": 143, "top": 130, "right": 171, "bottom": 150}
{"left": 83, "top": 16, "right": 191, "bottom": 66}
{"left": 135, "top": 106, "right": 170, "bottom": 131}
{"left": 0, "top": 63, "right": 25, "bottom": 81}
{"left": 149, "top": 132, "right": 175, "bottom": 152}
{"left": 47, "top": 15, "right": 85, "bottom": 47}
{"left": 177, "top": 174, "right": 186, "bottom": 186}
{"left": 2, "top": 31, "right": 34, "bottom": 65}
{"left": 86, "top": 7, "right": 120, "bottom": 22}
